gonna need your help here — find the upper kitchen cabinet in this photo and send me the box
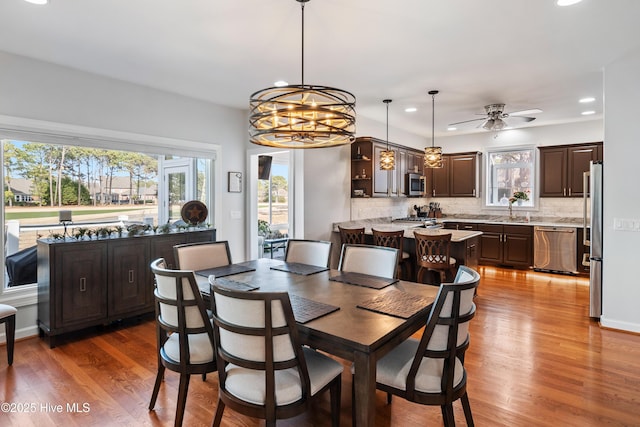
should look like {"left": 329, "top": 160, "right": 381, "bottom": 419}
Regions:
{"left": 424, "top": 152, "right": 481, "bottom": 197}
{"left": 539, "top": 142, "right": 603, "bottom": 197}
{"left": 352, "top": 137, "right": 421, "bottom": 198}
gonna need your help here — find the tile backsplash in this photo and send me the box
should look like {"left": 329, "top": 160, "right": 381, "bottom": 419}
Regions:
{"left": 351, "top": 197, "right": 583, "bottom": 220}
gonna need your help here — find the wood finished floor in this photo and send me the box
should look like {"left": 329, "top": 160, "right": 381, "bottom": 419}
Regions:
{"left": 2, "top": 266, "right": 640, "bottom": 426}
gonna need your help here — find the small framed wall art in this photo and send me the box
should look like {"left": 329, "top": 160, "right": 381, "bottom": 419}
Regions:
{"left": 228, "top": 171, "right": 242, "bottom": 193}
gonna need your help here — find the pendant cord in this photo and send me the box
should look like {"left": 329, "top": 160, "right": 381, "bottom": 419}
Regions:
{"left": 301, "top": 1, "right": 305, "bottom": 86}
{"left": 386, "top": 102, "right": 389, "bottom": 149}
{"left": 431, "top": 92, "right": 435, "bottom": 148}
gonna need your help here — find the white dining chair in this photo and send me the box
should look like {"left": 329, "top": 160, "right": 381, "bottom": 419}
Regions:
{"left": 284, "top": 239, "right": 332, "bottom": 267}
{"left": 173, "top": 240, "right": 232, "bottom": 271}
{"left": 338, "top": 243, "right": 399, "bottom": 279}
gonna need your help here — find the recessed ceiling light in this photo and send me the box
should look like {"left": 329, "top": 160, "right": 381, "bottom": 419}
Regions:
{"left": 273, "top": 80, "right": 288, "bottom": 87}
{"left": 557, "top": 0, "right": 582, "bottom": 6}
{"left": 404, "top": 107, "right": 417, "bottom": 113}
{"left": 579, "top": 97, "right": 595, "bottom": 103}
{"left": 24, "top": 0, "right": 48, "bottom": 4}
{"left": 581, "top": 110, "right": 596, "bottom": 115}
{"left": 447, "top": 127, "right": 457, "bottom": 131}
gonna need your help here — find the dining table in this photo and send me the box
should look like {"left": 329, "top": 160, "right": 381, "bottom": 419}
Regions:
{"left": 195, "top": 257, "right": 438, "bottom": 427}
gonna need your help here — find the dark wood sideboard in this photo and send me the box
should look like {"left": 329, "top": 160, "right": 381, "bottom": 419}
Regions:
{"left": 37, "top": 228, "right": 216, "bottom": 347}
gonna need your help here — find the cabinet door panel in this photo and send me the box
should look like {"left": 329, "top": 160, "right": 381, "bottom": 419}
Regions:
{"left": 56, "top": 244, "right": 107, "bottom": 327}
{"left": 504, "top": 234, "right": 532, "bottom": 266}
{"left": 151, "top": 234, "right": 188, "bottom": 269}
{"left": 539, "top": 148, "right": 567, "bottom": 197}
{"left": 431, "top": 155, "right": 450, "bottom": 197}
{"left": 479, "top": 233, "right": 502, "bottom": 263}
{"left": 109, "top": 239, "right": 149, "bottom": 316}
{"left": 373, "top": 143, "right": 390, "bottom": 196}
{"left": 450, "top": 155, "right": 476, "bottom": 197}
{"left": 568, "top": 145, "right": 599, "bottom": 197}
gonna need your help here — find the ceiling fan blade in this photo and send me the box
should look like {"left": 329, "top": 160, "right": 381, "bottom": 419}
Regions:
{"left": 507, "top": 115, "right": 536, "bottom": 123}
{"left": 448, "top": 117, "right": 487, "bottom": 126}
{"left": 509, "top": 108, "right": 542, "bottom": 116}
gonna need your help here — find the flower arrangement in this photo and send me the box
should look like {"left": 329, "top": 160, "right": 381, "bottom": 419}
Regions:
{"left": 509, "top": 190, "right": 530, "bottom": 204}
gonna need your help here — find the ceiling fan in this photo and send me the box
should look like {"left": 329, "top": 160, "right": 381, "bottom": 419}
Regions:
{"left": 449, "top": 104, "right": 541, "bottom": 131}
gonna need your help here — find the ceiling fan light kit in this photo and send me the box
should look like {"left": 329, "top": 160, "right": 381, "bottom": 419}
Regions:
{"left": 424, "top": 90, "right": 443, "bottom": 169}
{"left": 248, "top": 0, "right": 356, "bottom": 148}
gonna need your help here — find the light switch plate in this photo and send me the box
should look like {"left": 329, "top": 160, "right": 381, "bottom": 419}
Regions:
{"left": 230, "top": 210, "right": 242, "bottom": 220}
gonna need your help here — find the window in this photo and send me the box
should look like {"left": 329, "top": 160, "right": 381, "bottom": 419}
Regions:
{"left": 485, "top": 147, "right": 535, "bottom": 208}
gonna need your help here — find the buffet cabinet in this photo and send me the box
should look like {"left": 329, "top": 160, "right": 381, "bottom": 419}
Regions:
{"left": 37, "top": 228, "right": 216, "bottom": 347}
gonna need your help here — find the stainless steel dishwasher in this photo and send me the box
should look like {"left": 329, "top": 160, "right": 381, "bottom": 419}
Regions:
{"left": 533, "top": 226, "right": 578, "bottom": 274}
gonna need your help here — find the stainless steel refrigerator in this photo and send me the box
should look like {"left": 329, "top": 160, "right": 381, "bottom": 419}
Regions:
{"left": 583, "top": 161, "right": 603, "bottom": 318}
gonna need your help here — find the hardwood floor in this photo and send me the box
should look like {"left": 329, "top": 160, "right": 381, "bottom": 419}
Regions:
{"left": 2, "top": 266, "right": 640, "bottom": 426}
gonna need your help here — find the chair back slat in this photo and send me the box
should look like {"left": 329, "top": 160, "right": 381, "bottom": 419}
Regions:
{"left": 414, "top": 232, "right": 452, "bottom": 269}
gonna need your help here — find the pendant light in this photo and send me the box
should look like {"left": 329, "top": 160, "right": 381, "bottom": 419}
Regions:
{"left": 249, "top": 0, "right": 356, "bottom": 148}
{"left": 424, "top": 90, "right": 443, "bottom": 168}
{"left": 379, "top": 99, "right": 395, "bottom": 170}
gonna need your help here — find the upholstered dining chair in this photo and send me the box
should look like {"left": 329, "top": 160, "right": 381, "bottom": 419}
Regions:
{"left": 210, "top": 285, "right": 343, "bottom": 427}
{"left": 338, "top": 243, "right": 399, "bottom": 279}
{"left": 414, "top": 231, "right": 457, "bottom": 285}
{"left": 374, "top": 265, "right": 481, "bottom": 427}
{"left": 372, "top": 228, "right": 412, "bottom": 280}
{"left": 173, "top": 240, "right": 232, "bottom": 271}
{"left": 338, "top": 226, "right": 365, "bottom": 246}
{"left": 0, "top": 304, "right": 17, "bottom": 366}
{"left": 284, "top": 239, "right": 332, "bottom": 268}
{"left": 148, "top": 258, "right": 217, "bottom": 427}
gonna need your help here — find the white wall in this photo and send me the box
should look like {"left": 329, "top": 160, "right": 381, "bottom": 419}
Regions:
{"left": 600, "top": 47, "right": 640, "bottom": 332}
{"left": 0, "top": 51, "right": 248, "bottom": 338}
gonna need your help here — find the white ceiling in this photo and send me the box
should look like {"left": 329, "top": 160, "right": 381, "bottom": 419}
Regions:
{"left": 2, "top": 0, "right": 640, "bottom": 139}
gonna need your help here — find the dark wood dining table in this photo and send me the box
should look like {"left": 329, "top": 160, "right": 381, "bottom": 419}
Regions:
{"left": 196, "top": 258, "right": 437, "bottom": 427}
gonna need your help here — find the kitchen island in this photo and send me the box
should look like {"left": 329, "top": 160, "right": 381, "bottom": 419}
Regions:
{"left": 332, "top": 218, "right": 481, "bottom": 278}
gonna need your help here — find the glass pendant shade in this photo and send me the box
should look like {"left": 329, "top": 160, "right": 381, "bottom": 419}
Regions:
{"left": 249, "top": 85, "right": 356, "bottom": 148}
{"left": 424, "top": 146, "right": 443, "bottom": 168}
{"left": 380, "top": 149, "right": 395, "bottom": 170}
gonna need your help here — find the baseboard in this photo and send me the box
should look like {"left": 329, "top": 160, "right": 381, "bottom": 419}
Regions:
{"left": 0, "top": 324, "right": 39, "bottom": 344}
{"left": 600, "top": 315, "right": 640, "bottom": 334}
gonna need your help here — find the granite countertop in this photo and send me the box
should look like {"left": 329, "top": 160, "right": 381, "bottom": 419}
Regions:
{"left": 333, "top": 217, "right": 482, "bottom": 242}
{"left": 333, "top": 215, "right": 583, "bottom": 236}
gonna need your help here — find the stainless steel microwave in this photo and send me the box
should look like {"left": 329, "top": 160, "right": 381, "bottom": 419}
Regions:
{"left": 405, "top": 173, "right": 425, "bottom": 197}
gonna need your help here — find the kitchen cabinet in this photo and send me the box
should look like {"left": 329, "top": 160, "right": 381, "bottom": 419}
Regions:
{"left": 352, "top": 137, "right": 424, "bottom": 198}
{"left": 539, "top": 142, "right": 602, "bottom": 197}
{"left": 443, "top": 222, "right": 478, "bottom": 231}
{"left": 37, "top": 228, "right": 216, "bottom": 347}
{"left": 423, "top": 152, "right": 480, "bottom": 197}
{"left": 478, "top": 224, "right": 533, "bottom": 268}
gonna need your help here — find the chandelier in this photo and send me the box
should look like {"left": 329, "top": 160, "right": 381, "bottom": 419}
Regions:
{"left": 249, "top": 0, "right": 356, "bottom": 148}
{"left": 379, "top": 99, "right": 395, "bottom": 170}
{"left": 424, "top": 90, "right": 443, "bottom": 168}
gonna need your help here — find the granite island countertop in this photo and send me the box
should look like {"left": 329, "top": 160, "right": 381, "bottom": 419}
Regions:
{"left": 333, "top": 218, "right": 482, "bottom": 242}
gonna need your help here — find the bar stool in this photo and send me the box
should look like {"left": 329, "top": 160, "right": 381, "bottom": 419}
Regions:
{"left": 0, "top": 304, "right": 17, "bottom": 366}
{"left": 338, "top": 226, "right": 365, "bottom": 246}
{"left": 413, "top": 231, "right": 457, "bottom": 285}
{"left": 372, "top": 228, "right": 412, "bottom": 280}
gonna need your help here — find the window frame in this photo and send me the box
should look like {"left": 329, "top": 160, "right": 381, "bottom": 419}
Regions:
{"left": 484, "top": 145, "right": 537, "bottom": 210}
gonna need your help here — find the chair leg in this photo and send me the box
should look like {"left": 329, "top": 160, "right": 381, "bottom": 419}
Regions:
{"left": 387, "top": 392, "right": 392, "bottom": 404}
{"left": 5, "top": 314, "right": 15, "bottom": 366}
{"left": 212, "top": 398, "right": 225, "bottom": 427}
{"left": 330, "top": 377, "right": 341, "bottom": 427}
{"left": 174, "top": 373, "right": 191, "bottom": 427}
{"left": 149, "top": 365, "right": 165, "bottom": 410}
{"left": 461, "top": 392, "right": 474, "bottom": 427}
{"left": 441, "top": 403, "right": 455, "bottom": 427}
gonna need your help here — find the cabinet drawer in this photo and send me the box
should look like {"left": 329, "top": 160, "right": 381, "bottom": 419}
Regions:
{"left": 478, "top": 224, "right": 503, "bottom": 233}
{"left": 503, "top": 225, "right": 533, "bottom": 236}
